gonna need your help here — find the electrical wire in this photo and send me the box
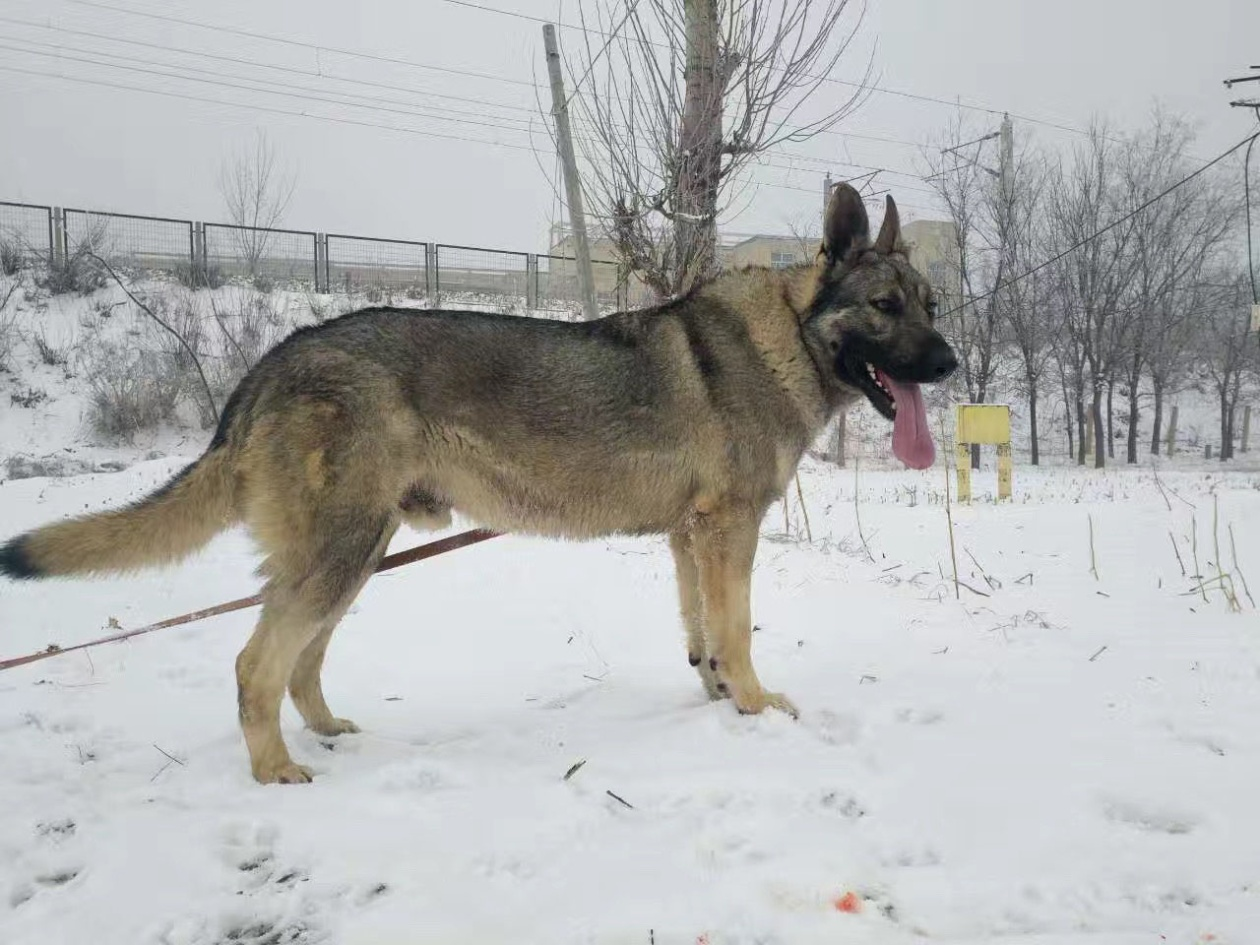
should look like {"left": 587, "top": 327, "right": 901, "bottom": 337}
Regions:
{"left": 66, "top": 0, "right": 537, "bottom": 88}
{"left": 70, "top": 0, "right": 1103, "bottom": 142}
{"left": 4, "top": 11, "right": 930, "bottom": 155}
{"left": 942, "top": 131, "right": 1260, "bottom": 318}
{"left": 0, "top": 62, "right": 540, "bottom": 151}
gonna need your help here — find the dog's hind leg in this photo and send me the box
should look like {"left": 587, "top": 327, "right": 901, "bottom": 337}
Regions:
{"left": 669, "top": 530, "right": 724, "bottom": 700}
{"left": 691, "top": 511, "right": 798, "bottom": 718}
{"left": 236, "top": 509, "right": 396, "bottom": 784}
{"left": 288, "top": 518, "right": 397, "bottom": 736}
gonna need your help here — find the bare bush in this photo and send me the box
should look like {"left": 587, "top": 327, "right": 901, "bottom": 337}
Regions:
{"left": 0, "top": 276, "right": 19, "bottom": 372}
{"left": 0, "top": 239, "right": 22, "bottom": 276}
{"left": 10, "top": 387, "right": 49, "bottom": 408}
{"left": 40, "top": 244, "right": 109, "bottom": 296}
{"left": 32, "top": 327, "right": 68, "bottom": 367}
{"left": 172, "top": 259, "right": 227, "bottom": 290}
{"left": 82, "top": 343, "right": 182, "bottom": 442}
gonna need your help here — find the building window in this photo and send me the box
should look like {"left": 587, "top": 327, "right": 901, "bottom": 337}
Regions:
{"left": 770, "top": 251, "right": 798, "bottom": 269}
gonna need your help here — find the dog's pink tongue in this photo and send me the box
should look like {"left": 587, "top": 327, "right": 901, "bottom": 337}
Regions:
{"left": 876, "top": 370, "right": 935, "bottom": 470}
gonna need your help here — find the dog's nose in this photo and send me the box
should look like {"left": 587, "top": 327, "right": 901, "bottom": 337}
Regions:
{"left": 928, "top": 345, "right": 958, "bottom": 380}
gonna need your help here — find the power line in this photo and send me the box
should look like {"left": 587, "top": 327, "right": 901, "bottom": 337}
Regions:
{"left": 0, "top": 24, "right": 945, "bottom": 195}
{"left": 430, "top": 0, "right": 1100, "bottom": 138}
{"left": 14, "top": 10, "right": 930, "bottom": 156}
{"left": 0, "top": 13, "right": 538, "bottom": 119}
{"left": 0, "top": 59, "right": 938, "bottom": 212}
{"left": 0, "top": 62, "right": 540, "bottom": 151}
{"left": 943, "top": 131, "right": 1260, "bottom": 318}
{"left": 0, "top": 38, "right": 550, "bottom": 136}
{"left": 71, "top": 0, "right": 1100, "bottom": 142}
{"left": 67, "top": 0, "right": 537, "bottom": 88}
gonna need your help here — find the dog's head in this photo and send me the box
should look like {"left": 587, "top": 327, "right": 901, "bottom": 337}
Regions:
{"left": 801, "top": 183, "right": 958, "bottom": 469}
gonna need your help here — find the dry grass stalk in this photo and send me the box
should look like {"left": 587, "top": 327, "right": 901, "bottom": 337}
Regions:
{"left": 794, "top": 471, "right": 813, "bottom": 543}
{"left": 1229, "top": 524, "right": 1255, "bottom": 608}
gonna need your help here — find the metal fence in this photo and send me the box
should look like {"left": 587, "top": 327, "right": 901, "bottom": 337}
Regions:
{"left": 63, "top": 208, "right": 193, "bottom": 273}
{"left": 0, "top": 201, "right": 53, "bottom": 266}
{"left": 203, "top": 223, "right": 318, "bottom": 288}
{"left": 2, "top": 196, "right": 627, "bottom": 311}
{"left": 326, "top": 233, "right": 428, "bottom": 295}
{"left": 537, "top": 253, "right": 620, "bottom": 309}
{"left": 435, "top": 244, "right": 530, "bottom": 300}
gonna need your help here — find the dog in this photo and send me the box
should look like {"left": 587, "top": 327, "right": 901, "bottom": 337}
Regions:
{"left": 0, "top": 184, "right": 957, "bottom": 784}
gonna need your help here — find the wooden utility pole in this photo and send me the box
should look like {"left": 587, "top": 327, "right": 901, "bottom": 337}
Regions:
{"left": 542, "top": 23, "right": 599, "bottom": 321}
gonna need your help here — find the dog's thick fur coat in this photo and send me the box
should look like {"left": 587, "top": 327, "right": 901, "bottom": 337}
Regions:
{"left": 1, "top": 185, "right": 956, "bottom": 783}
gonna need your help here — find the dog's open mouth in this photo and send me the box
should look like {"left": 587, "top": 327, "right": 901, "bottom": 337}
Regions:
{"left": 837, "top": 349, "right": 935, "bottom": 470}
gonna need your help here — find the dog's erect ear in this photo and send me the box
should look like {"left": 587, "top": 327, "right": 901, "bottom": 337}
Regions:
{"left": 874, "top": 194, "right": 903, "bottom": 255}
{"left": 822, "top": 183, "right": 870, "bottom": 263}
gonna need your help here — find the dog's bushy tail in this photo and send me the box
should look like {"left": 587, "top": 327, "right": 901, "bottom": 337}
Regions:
{"left": 0, "top": 448, "right": 237, "bottom": 580}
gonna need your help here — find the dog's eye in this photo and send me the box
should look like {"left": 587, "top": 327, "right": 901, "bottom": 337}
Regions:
{"left": 872, "top": 298, "right": 899, "bottom": 315}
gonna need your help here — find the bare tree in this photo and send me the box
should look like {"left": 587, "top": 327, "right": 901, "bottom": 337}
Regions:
{"left": 923, "top": 113, "right": 1034, "bottom": 466}
{"left": 1043, "top": 123, "right": 1137, "bottom": 468}
{"left": 566, "top": 0, "right": 870, "bottom": 299}
{"left": 1114, "top": 113, "right": 1236, "bottom": 463}
{"left": 1198, "top": 274, "right": 1259, "bottom": 461}
{"left": 217, "top": 130, "right": 296, "bottom": 278}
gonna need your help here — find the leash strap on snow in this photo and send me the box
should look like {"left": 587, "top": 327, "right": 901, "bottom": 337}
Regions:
{"left": 0, "top": 528, "right": 502, "bottom": 673}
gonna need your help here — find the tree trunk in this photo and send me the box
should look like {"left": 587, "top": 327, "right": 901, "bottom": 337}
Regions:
{"left": 1106, "top": 379, "right": 1115, "bottom": 460}
{"left": 1060, "top": 370, "right": 1074, "bottom": 461}
{"left": 675, "top": 0, "right": 722, "bottom": 294}
{"left": 1092, "top": 388, "right": 1106, "bottom": 469}
{"left": 1220, "top": 389, "right": 1231, "bottom": 462}
{"left": 1150, "top": 380, "right": 1163, "bottom": 456}
{"left": 970, "top": 383, "right": 984, "bottom": 470}
{"left": 1028, "top": 384, "right": 1040, "bottom": 466}
{"left": 1065, "top": 402, "right": 1075, "bottom": 462}
{"left": 1076, "top": 393, "right": 1088, "bottom": 466}
{"left": 1125, "top": 388, "right": 1140, "bottom": 464}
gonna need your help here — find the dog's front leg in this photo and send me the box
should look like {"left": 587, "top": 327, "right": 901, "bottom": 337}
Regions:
{"left": 692, "top": 511, "right": 798, "bottom": 718}
{"left": 669, "top": 530, "right": 725, "bottom": 700}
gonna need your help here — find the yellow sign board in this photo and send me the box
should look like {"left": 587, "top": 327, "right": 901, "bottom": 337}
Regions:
{"left": 955, "top": 404, "right": 1012, "bottom": 502}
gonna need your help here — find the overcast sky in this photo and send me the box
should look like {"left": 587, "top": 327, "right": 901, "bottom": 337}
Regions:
{"left": 0, "top": 0, "right": 1255, "bottom": 253}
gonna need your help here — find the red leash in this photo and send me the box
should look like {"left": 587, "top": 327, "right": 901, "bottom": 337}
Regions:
{"left": 0, "top": 529, "right": 502, "bottom": 672}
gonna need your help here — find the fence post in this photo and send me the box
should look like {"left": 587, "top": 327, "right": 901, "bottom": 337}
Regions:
{"left": 430, "top": 244, "right": 441, "bottom": 307}
{"left": 193, "top": 223, "right": 204, "bottom": 275}
{"left": 1166, "top": 405, "right": 1179, "bottom": 456}
{"left": 51, "top": 208, "right": 66, "bottom": 266}
{"left": 616, "top": 264, "right": 628, "bottom": 310}
{"left": 526, "top": 253, "right": 538, "bottom": 310}
{"left": 312, "top": 233, "right": 322, "bottom": 292}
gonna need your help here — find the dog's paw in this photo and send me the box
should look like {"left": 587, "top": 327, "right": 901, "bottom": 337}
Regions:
{"left": 309, "top": 717, "right": 360, "bottom": 736}
{"left": 729, "top": 685, "right": 799, "bottom": 718}
{"left": 253, "top": 761, "right": 314, "bottom": 785}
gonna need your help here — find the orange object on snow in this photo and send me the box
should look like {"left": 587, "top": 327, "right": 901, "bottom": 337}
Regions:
{"left": 833, "top": 891, "right": 863, "bottom": 913}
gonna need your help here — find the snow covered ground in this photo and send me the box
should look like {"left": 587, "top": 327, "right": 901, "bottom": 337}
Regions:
{"left": 2, "top": 279, "right": 1260, "bottom": 944}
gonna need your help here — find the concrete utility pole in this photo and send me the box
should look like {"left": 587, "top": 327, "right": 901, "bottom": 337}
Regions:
{"left": 999, "top": 113, "right": 1014, "bottom": 203}
{"left": 822, "top": 171, "right": 846, "bottom": 468}
{"left": 542, "top": 23, "right": 599, "bottom": 321}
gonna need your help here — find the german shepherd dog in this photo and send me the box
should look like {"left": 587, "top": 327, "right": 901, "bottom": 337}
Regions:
{"left": 1, "top": 184, "right": 956, "bottom": 784}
